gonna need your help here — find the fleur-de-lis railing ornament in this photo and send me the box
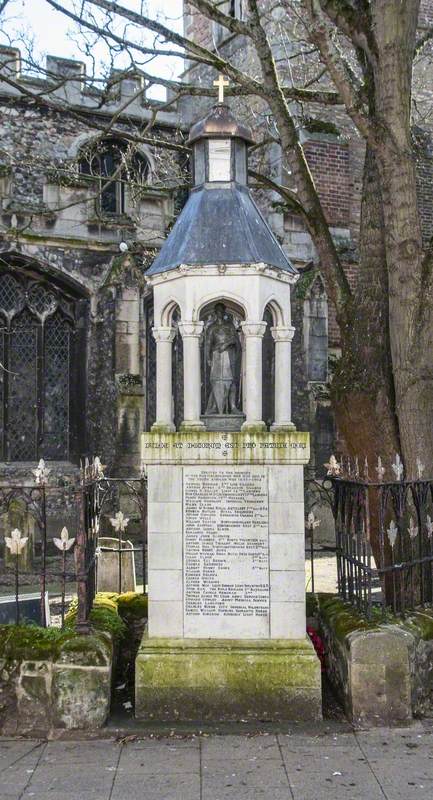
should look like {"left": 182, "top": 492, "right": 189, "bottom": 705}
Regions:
{"left": 110, "top": 510, "right": 129, "bottom": 533}
{"left": 53, "top": 527, "right": 75, "bottom": 627}
{"left": 306, "top": 511, "right": 321, "bottom": 531}
{"left": 416, "top": 458, "right": 425, "bottom": 480}
{"left": 5, "top": 527, "right": 28, "bottom": 555}
{"left": 391, "top": 454, "right": 404, "bottom": 481}
{"left": 32, "top": 458, "right": 51, "bottom": 485}
{"left": 5, "top": 528, "right": 28, "bottom": 624}
{"left": 53, "top": 526, "right": 75, "bottom": 552}
{"left": 426, "top": 515, "right": 433, "bottom": 540}
{"left": 364, "top": 456, "right": 369, "bottom": 481}
{"left": 408, "top": 517, "right": 418, "bottom": 540}
{"left": 376, "top": 456, "right": 385, "bottom": 482}
{"left": 354, "top": 456, "right": 360, "bottom": 479}
{"left": 387, "top": 520, "right": 398, "bottom": 549}
{"left": 324, "top": 455, "right": 341, "bottom": 477}
{"left": 92, "top": 457, "right": 105, "bottom": 480}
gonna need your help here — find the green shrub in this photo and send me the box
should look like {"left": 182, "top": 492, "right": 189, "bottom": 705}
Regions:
{"left": 117, "top": 592, "right": 148, "bottom": 621}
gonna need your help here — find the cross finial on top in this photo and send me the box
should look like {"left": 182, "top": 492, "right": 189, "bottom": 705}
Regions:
{"left": 213, "top": 73, "right": 230, "bottom": 103}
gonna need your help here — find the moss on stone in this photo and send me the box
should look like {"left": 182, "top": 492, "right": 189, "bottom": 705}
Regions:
{"left": 398, "top": 610, "right": 433, "bottom": 641}
{"left": 318, "top": 594, "right": 377, "bottom": 643}
{"left": 318, "top": 594, "right": 433, "bottom": 644}
{"left": 57, "top": 633, "right": 112, "bottom": 666}
{"left": 117, "top": 592, "right": 148, "bottom": 621}
{"left": 136, "top": 635, "right": 322, "bottom": 722}
{"left": 0, "top": 624, "right": 71, "bottom": 661}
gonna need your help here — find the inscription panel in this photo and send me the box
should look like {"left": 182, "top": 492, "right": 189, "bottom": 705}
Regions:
{"left": 183, "top": 466, "right": 270, "bottom": 638}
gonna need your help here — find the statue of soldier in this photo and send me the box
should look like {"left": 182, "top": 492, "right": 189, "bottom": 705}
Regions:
{"left": 205, "top": 303, "right": 241, "bottom": 415}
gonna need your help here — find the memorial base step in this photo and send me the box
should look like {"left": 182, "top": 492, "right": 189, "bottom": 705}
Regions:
{"left": 135, "top": 633, "right": 322, "bottom": 722}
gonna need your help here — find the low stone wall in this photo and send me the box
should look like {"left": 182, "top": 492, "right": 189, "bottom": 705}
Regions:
{"left": 316, "top": 594, "right": 433, "bottom": 726}
{"left": 0, "top": 592, "right": 147, "bottom": 735}
{"left": 0, "top": 627, "right": 114, "bottom": 735}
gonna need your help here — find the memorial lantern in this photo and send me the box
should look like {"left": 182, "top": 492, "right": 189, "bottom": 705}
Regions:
{"left": 138, "top": 80, "right": 320, "bottom": 723}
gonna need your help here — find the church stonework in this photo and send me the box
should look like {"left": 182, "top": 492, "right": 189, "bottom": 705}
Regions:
{"left": 137, "top": 101, "right": 321, "bottom": 721}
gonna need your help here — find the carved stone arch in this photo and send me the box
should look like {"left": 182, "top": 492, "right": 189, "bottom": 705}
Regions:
{"left": 0, "top": 253, "right": 89, "bottom": 462}
{"left": 261, "top": 297, "right": 284, "bottom": 327}
{"left": 160, "top": 298, "right": 183, "bottom": 327}
{"left": 195, "top": 292, "right": 249, "bottom": 322}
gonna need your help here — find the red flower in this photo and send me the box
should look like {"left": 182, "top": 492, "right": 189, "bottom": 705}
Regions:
{"left": 307, "top": 626, "right": 326, "bottom": 671}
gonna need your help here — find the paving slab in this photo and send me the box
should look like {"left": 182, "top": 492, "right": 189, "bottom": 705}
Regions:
{"left": 1, "top": 724, "right": 433, "bottom": 800}
{"left": 111, "top": 772, "right": 201, "bottom": 800}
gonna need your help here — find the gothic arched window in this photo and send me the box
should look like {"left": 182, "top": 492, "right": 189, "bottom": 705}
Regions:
{"left": 304, "top": 275, "right": 328, "bottom": 382}
{"left": 0, "top": 267, "right": 87, "bottom": 462}
{"left": 79, "top": 138, "right": 150, "bottom": 215}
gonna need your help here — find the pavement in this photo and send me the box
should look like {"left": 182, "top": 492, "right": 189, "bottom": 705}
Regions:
{"left": 2, "top": 721, "right": 433, "bottom": 800}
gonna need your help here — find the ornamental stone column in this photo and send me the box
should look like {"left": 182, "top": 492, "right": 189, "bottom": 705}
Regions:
{"left": 178, "top": 321, "right": 205, "bottom": 430}
{"left": 151, "top": 326, "right": 176, "bottom": 432}
{"left": 271, "top": 325, "right": 296, "bottom": 432}
{"left": 241, "top": 321, "right": 267, "bottom": 432}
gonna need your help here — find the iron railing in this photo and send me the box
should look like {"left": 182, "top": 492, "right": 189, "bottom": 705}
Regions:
{"left": 329, "top": 456, "right": 433, "bottom": 618}
{"left": 0, "top": 458, "right": 147, "bottom": 629}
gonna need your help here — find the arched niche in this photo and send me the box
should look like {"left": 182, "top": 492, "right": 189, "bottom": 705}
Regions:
{"left": 199, "top": 299, "right": 245, "bottom": 428}
{"left": 144, "top": 297, "right": 183, "bottom": 431}
{"left": 262, "top": 304, "right": 275, "bottom": 429}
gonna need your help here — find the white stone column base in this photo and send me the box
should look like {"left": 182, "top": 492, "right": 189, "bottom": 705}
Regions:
{"left": 270, "top": 422, "right": 296, "bottom": 432}
{"left": 151, "top": 421, "right": 176, "bottom": 433}
{"left": 180, "top": 420, "right": 206, "bottom": 431}
{"left": 241, "top": 420, "right": 267, "bottom": 433}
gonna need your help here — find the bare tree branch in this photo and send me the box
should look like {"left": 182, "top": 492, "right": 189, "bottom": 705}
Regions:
{"left": 249, "top": 169, "right": 308, "bottom": 218}
{"left": 246, "top": 0, "right": 352, "bottom": 313}
{"left": 189, "top": 0, "right": 254, "bottom": 38}
{"left": 317, "top": 0, "right": 377, "bottom": 63}
{"left": 304, "top": 0, "right": 374, "bottom": 144}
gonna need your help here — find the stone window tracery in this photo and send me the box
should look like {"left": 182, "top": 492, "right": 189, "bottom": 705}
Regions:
{"left": 0, "top": 267, "right": 86, "bottom": 462}
{"left": 304, "top": 274, "right": 328, "bottom": 383}
{"left": 78, "top": 138, "right": 150, "bottom": 216}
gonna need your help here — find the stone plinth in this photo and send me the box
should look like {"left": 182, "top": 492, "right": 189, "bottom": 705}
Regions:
{"left": 137, "top": 429, "right": 321, "bottom": 720}
{"left": 135, "top": 634, "right": 321, "bottom": 721}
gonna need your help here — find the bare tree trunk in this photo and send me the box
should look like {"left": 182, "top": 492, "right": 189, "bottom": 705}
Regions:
{"left": 333, "top": 146, "right": 400, "bottom": 472}
{"left": 372, "top": 0, "right": 433, "bottom": 476}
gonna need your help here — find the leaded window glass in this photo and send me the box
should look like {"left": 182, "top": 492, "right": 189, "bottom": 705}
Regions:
{"left": 79, "top": 139, "right": 150, "bottom": 216}
{"left": 0, "top": 268, "right": 85, "bottom": 462}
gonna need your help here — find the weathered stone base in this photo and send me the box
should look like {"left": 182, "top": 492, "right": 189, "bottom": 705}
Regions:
{"left": 135, "top": 633, "right": 322, "bottom": 722}
{"left": 318, "top": 595, "right": 413, "bottom": 727}
{"left": 0, "top": 631, "right": 113, "bottom": 735}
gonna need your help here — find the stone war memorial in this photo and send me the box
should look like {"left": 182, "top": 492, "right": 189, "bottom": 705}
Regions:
{"left": 136, "top": 81, "right": 322, "bottom": 721}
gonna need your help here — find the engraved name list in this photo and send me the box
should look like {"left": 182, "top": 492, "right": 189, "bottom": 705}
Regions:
{"left": 183, "top": 466, "right": 270, "bottom": 638}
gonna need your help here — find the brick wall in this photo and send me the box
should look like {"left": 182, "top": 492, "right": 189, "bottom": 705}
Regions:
{"left": 419, "top": 0, "right": 433, "bottom": 27}
{"left": 304, "top": 138, "right": 350, "bottom": 227}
